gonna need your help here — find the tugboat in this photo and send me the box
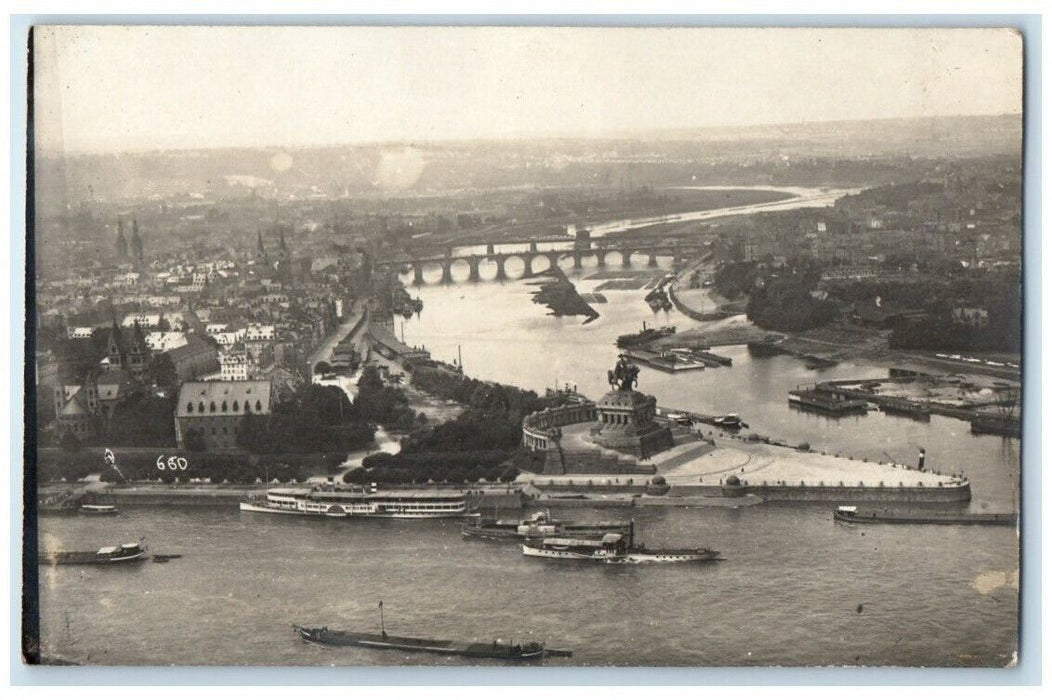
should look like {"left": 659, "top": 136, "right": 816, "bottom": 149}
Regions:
{"left": 616, "top": 321, "right": 675, "bottom": 349}
{"left": 462, "top": 511, "right": 632, "bottom": 541}
{"left": 39, "top": 539, "right": 148, "bottom": 566}
{"left": 522, "top": 529, "right": 719, "bottom": 565}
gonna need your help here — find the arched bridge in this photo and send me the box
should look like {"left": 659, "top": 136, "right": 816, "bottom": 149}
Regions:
{"left": 377, "top": 240, "right": 708, "bottom": 285}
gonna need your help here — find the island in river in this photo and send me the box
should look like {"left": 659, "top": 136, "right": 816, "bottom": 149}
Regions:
{"left": 527, "top": 267, "right": 600, "bottom": 323}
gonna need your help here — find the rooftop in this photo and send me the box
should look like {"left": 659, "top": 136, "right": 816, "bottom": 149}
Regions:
{"left": 175, "top": 380, "right": 272, "bottom": 417}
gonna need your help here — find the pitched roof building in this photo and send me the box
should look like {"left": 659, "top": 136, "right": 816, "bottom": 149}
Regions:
{"left": 104, "top": 321, "right": 151, "bottom": 381}
{"left": 166, "top": 334, "right": 220, "bottom": 381}
{"left": 175, "top": 380, "right": 272, "bottom": 451}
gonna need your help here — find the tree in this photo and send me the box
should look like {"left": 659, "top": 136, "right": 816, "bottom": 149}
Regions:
{"left": 237, "top": 383, "right": 374, "bottom": 454}
{"left": 314, "top": 361, "right": 332, "bottom": 375}
{"left": 104, "top": 394, "right": 178, "bottom": 447}
{"left": 58, "top": 429, "right": 82, "bottom": 452}
{"left": 149, "top": 353, "right": 178, "bottom": 391}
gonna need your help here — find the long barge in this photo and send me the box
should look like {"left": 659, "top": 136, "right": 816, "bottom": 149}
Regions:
{"left": 833, "top": 505, "right": 1016, "bottom": 526}
{"left": 293, "top": 625, "right": 570, "bottom": 661}
{"left": 240, "top": 487, "right": 469, "bottom": 519}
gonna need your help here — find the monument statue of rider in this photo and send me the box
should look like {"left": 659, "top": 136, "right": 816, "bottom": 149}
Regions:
{"left": 607, "top": 354, "right": 640, "bottom": 392}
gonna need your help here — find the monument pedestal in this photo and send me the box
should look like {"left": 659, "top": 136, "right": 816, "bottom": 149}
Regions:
{"left": 586, "top": 388, "right": 673, "bottom": 460}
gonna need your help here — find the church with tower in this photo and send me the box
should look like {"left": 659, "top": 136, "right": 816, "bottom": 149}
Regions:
{"left": 254, "top": 224, "right": 295, "bottom": 287}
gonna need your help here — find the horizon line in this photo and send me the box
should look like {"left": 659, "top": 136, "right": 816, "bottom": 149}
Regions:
{"left": 34, "top": 111, "right": 1023, "bottom": 159}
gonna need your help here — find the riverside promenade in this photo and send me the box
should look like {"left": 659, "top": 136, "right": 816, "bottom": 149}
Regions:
{"left": 520, "top": 428, "right": 970, "bottom": 504}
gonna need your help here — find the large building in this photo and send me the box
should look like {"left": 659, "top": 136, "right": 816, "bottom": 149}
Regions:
{"left": 166, "top": 334, "right": 220, "bottom": 381}
{"left": 175, "top": 380, "right": 272, "bottom": 451}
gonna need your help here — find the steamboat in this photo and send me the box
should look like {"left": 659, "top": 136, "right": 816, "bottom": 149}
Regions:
{"left": 239, "top": 487, "right": 469, "bottom": 519}
{"left": 616, "top": 322, "right": 675, "bottom": 349}
{"left": 462, "top": 510, "right": 632, "bottom": 541}
{"left": 522, "top": 531, "right": 719, "bottom": 565}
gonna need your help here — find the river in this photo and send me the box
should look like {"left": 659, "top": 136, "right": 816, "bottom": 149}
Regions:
{"left": 37, "top": 255, "right": 1020, "bottom": 668}
{"left": 35, "top": 189, "right": 1018, "bottom": 667}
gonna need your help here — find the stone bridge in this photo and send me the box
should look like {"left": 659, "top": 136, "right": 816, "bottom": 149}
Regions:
{"left": 378, "top": 240, "right": 707, "bottom": 284}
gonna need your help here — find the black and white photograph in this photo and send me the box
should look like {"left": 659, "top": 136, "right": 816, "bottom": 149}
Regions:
{"left": 22, "top": 23, "right": 1026, "bottom": 671}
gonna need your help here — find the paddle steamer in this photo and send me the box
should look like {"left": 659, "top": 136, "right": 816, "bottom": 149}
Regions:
{"left": 240, "top": 487, "right": 468, "bottom": 519}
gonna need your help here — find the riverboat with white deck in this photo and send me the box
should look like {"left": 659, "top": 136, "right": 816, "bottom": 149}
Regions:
{"left": 522, "top": 531, "right": 719, "bottom": 564}
{"left": 239, "top": 487, "right": 468, "bottom": 519}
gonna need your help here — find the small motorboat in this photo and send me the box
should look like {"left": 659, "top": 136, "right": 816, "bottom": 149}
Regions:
{"left": 79, "top": 504, "right": 119, "bottom": 516}
{"left": 39, "top": 540, "right": 148, "bottom": 565}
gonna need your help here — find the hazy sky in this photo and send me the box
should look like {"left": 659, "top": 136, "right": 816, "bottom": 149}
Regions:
{"left": 33, "top": 26, "right": 1023, "bottom": 154}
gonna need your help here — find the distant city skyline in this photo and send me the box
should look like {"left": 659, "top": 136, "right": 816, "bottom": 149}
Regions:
{"left": 32, "top": 26, "right": 1022, "bottom": 154}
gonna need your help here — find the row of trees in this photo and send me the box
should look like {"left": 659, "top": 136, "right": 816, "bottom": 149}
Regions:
{"left": 232, "top": 366, "right": 428, "bottom": 456}
{"left": 745, "top": 271, "right": 839, "bottom": 333}
{"left": 353, "top": 365, "right": 422, "bottom": 432}
{"left": 345, "top": 450, "right": 518, "bottom": 486}
{"left": 36, "top": 448, "right": 345, "bottom": 484}
{"left": 409, "top": 367, "right": 548, "bottom": 416}
{"left": 340, "top": 367, "right": 554, "bottom": 485}
{"left": 234, "top": 382, "right": 376, "bottom": 454}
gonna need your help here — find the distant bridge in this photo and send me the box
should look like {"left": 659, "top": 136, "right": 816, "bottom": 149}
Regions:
{"left": 376, "top": 239, "right": 709, "bottom": 284}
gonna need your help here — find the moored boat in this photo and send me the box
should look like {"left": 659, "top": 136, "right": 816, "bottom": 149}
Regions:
{"left": 38, "top": 491, "right": 85, "bottom": 515}
{"left": 79, "top": 504, "right": 120, "bottom": 516}
{"left": 712, "top": 413, "right": 747, "bottom": 430}
{"left": 39, "top": 540, "right": 148, "bottom": 566}
{"left": 616, "top": 322, "right": 675, "bottom": 349}
{"left": 240, "top": 486, "right": 468, "bottom": 519}
{"left": 788, "top": 385, "right": 868, "bottom": 415}
{"left": 462, "top": 511, "right": 632, "bottom": 541}
{"left": 293, "top": 625, "right": 557, "bottom": 661}
{"left": 522, "top": 532, "right": 719, "bottom": 565}
{"left": 833, "top": 505, "right": 1016, "bottom": 526}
